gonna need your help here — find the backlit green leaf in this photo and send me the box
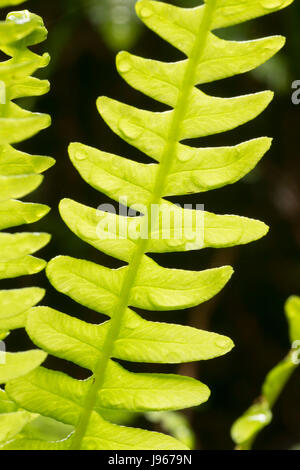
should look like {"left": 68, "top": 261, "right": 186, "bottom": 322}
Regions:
{"left": 11, "top": 0, "right": 293, "bottom": 450}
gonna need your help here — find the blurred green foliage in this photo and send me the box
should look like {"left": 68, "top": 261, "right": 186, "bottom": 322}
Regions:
{"left": 1, "top": 0, "right": 299, "bottom": 449}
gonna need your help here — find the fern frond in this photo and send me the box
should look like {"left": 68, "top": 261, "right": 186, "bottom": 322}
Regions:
{"left": 6, "top": 0, "right": 294, "bottom": 450}
{"left": 0, "top": 7, "right": 52, "bottom": 441}
{"left": 0, "top": 387, "right": 73, "bottom": 446}
{"left": 231, "top": 296, "right": 300, "bottom": 450}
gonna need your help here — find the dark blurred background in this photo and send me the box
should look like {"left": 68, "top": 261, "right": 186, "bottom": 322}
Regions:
{"left": 2, "top": 0, "right": 300, "bottom": 450}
